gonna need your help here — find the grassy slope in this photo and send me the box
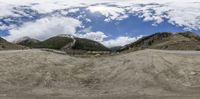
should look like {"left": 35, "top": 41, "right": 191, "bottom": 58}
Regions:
{"left": 120, "top": 32, "right": 200, "bottom": 51}
{"left": 0, "top": 37, "right": 25, "bottom": 50}
{"left": 18, "top": 37, "right": 110, "bottom": 51}
{"left": 33, "top": 37, "right": 74, "bottom": 50}
{"left": 72, "top": 38, "right": 110, "bottom": 51}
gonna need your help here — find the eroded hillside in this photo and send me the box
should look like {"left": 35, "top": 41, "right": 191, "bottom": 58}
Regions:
{"left": 120, "top": 32, "right": 200, "bottom": 52}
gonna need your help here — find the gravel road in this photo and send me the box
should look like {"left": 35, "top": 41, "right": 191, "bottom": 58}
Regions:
{"left": 0, "top": 49, "right": 200, "bottom": 99}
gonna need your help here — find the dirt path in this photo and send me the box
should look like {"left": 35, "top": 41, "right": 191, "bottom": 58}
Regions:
{"left": 0, "top": 49, "right": 200, "bottom": 99}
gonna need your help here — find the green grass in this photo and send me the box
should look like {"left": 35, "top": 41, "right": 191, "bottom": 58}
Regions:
{"left": 119, "top": 32, "right": 200, "bottom": 52}
{"left": 25, "top": 37, "right": 73, "bottom": 49}
{"left": 72, "top": 38, "right": 110, "bottom": 51}
{"left": 18, "top": 37, "right": 110, "bottom": 51}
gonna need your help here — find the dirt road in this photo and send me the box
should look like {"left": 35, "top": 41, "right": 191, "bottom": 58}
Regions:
{"left": 0, "top": 49, "right": 200, "bottom": 99}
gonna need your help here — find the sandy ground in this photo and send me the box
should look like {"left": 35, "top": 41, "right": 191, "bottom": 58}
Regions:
{"left": 0, "top": 49, "right": 200, "bottom": 99}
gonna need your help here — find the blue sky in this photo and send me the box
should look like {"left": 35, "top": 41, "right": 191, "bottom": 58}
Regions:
{"left": 0, "top": 0, "right": 200, "bottom": 47}
{"left": 0, "top": 30, "right": 9, "bottom": 36}
{"left": 83, "top": 14, "right": 195, "bottom": 39}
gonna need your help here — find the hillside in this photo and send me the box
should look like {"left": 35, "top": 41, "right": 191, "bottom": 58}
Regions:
{"left": 34, "top": 36, "right": 74, "bottom": 49}
{"left": 120, "top": 32, "right": 200, "bottom": 52}
{"left": 0, "top": 49, "right": 200, "bottom": 99}
{"left": 0, "top": 37, "right": 26, "bottom": 50}
{"left": 72, "top": 38, "right": 110, "bottom": 51}
{"left": 15, "top": 36, "right": 40, "bottom": 47}
{"left": 16, "top": 36, "right": 110, "bottom": 51}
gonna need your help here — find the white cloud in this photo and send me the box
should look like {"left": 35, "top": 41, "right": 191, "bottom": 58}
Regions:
{"left": 78, "top": 31, "right": 108, "bottom": 42}
{"left": 0, "top": 0, "right": 200, "bottom": 30}
{"left": 0, "top": 0, "right": 119, "bottom": 17}
{"left": 103, "top": 35, "right": 143, "bottom": 47}
{"left": 0, "top": 3, "right": 15, "bottom": 17}
{"left": 68, "top": 8, "right": 79, "bottom": 13}
{"left": 76, "top": 31, "right": 143, "bottom": 47}
{"left": 85, "top": 1, "right": 200, "bottom": 30}
{"left": 4, "top": 16, "right": 81, "bottom": 41}
{"left": 167, "top": 2, "right": 200, "bottom": 30}
{"left": 87, "top": 5, "right": 128, "bottom": 22}
{"left": 0, "top": 0, "right": 200, "bottom": 47}
{"left": 127, "top": 2, "right": 200, "bottom": 30}
{"left": 77, "top": 31, "right": 143, "bottom": 47}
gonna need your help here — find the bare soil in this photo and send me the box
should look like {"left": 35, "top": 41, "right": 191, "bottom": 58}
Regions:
{"left": 0, "top": 49, "right": 200, "bottom": 99}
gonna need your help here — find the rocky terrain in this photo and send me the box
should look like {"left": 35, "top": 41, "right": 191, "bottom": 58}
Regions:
{"left": 0, "top": 37, "right": 26, "bottom": 50}
{"left": 0, "top": 49, "right": 200, "bottom": 99}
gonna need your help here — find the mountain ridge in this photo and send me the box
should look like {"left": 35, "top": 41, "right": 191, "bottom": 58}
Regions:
{"left": 16, "top": 35, "right": 110, "bottom": 52}
{"left": 0, "top": 37, "right": 26, "bottom": 50}
{"left": 119, "top": 32, "right": 200, "bottom": 52}
{"left": 3, "top": 31, "right": 200, "bottom": 53}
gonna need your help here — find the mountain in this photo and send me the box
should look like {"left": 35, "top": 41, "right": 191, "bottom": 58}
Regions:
{"left": 16, "top": 35, "right": 110, "bottom": 51}
{"left": 120, "top": 32, "right": 200, "bottom": 52}
{"left": 29, "top": 36, "right": 74, "bottom": 50}
{"left": 72, "top": 38, "right": 110, "bottom": 51}
{"left": 0, "top": 37, "right": 26, "bottom": 50}
{"left": 110, "top": 46, "right": 123, "bottom": 52}
{"left": 15, "top": 36, "right": 40, "bottom": 47}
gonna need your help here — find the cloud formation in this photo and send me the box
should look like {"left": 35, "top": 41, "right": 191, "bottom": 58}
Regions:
{"left": 86, "top": 2, "right": 200, "bottom": 30}
{"left": 78, "top": 31, "right": 108, "bottom": 42}
{"left": 87, "top": 5, "right": 128, "bottom": 22}
{"left": 4, "top": 16, "right": 81, "bottom": 41}
{"left": 78, "top": 31, "right": 143, "bottom": 47}
{"left": 0, "top": 0, "right": 200, "bottom": 47}
{"left": 103, "top": 35, "right": 143, "bottom": 47}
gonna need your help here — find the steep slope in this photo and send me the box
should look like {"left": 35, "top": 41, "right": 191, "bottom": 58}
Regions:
{"left": 15, "top": 36, "right": 40, "bottom": 47}
{"left": 178, "top": 32, "right": 200, "bottom": 41}
{"left": 33, "top": 36, "right": 74, "bottom": 49}
{"left": 16, "top": 36, "right": 110, "bottom": 51}
{"left": 72, "top": 38, "right": 110, "bottom": 51}
{"left": 110, "top": 46, "right": 123, "bottom": 52}
{"left": 0, "top": 37, "right": 26, "bottom": 50}
{"left": 0, "top": 49, "right": 200, "bottom": 99}
{"left": 120, "top": 32, "right": 200, "bottom": 52}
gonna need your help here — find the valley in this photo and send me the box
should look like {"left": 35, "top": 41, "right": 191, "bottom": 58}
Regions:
{"left": 1, "top": 32, "right": 200, "bottom": 99}
{"left": 0, "top": 0, "right": 200, "bottom": 98}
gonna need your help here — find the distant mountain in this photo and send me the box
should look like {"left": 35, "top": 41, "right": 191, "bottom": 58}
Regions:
{"left": 110, "top": 46, "right": 123, "bottom": 52}
{"left": 120, "top": 32, "right": 200, "bottom": 52}
{"left": 16, "top": 35, "right": 110, "bottom": 51}
{"left": 72, "top": 38, "right": 110, "bottom": 51}
{"left": 0, "top": 37, "right": 26, "bottom": 50}
{"left": 15, "top": 36, "right": 40, "bottom": 47}
{"left": 24, "top": 36, "right": 74, "bottom": 50}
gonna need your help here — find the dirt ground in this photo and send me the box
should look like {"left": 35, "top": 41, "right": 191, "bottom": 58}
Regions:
{"left": 0, "top": 49, "right": 200, "bottom": 99}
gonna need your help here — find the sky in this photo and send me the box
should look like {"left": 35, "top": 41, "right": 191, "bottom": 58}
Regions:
{"left": 0, "top": 0, "right": 200, "bottom": 47}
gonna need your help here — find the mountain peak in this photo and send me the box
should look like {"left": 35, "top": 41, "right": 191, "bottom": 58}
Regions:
{"left": 0, "top": 37, "right": 7, "bottom": 42}
{"left": 56, "top": 34, "right": 75, "bottom": 39}
{"left": 119, "top": 32, "right": 200, "bottom": 52}
{"left": 13, "top": 36, "right": 31, "bottom": 43}
{"left": 178, "top": 31, "right": 200, "bottom": 39}
{"left": 179, "top": 31, "right": 198, "bottom": 35}
{"left": 14, "top": 36, "right": 40, "bottom": 47}
{"left": 0, "top": 37, "right": 26, "bottom": 50}
{"left": 16, "top": 35, "right": 110, "bottom": 52}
